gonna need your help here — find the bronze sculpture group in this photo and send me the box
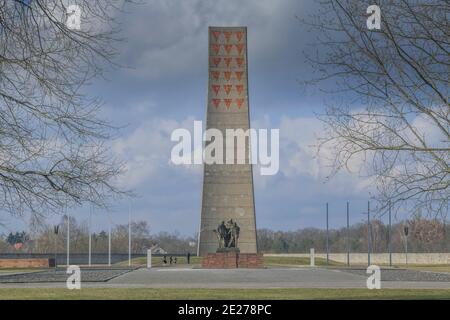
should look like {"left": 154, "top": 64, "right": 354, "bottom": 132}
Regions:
{"left": 214, "top": 219, "right": 240, "bottom": 249}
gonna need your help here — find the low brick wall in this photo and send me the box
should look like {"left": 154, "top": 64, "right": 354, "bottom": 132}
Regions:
{"left": 0, "top": 258, "right": 53, "bottom": 268}
{"left": 202, "top": 252, "right": 264, "bottom": 268}
{"left": 203, "top": 252, "right": 237, "bottom": 268}
{"left": 0, "top": 253, "right": 146, "bottom": 265}
{"left": 264, "top": 253, "right": 450, "bottom": 265}
{"left": 238, "top": 253, "right": 264, "bottom": 268}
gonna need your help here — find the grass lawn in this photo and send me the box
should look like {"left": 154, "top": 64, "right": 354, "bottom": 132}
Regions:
{"left": 115, "top": 255, "right": 450, "bottom": 272}
{"left": 115, "top": 255, "right": 336, "bottom": 268}
{"left": 403, "top": 265, "right": 450, "bottom": 273}
{"left": 262, "top": 256, "right": 341, "bottom": 267}
{"left": 0, "top": 288, "right": 449, "bottom": 300}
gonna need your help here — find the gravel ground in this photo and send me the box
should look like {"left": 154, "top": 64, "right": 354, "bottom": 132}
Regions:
{"left": 340, "top": 268, "right": 450, "bottom": 282}
{"left": 0, "top": 268, "right": 135, "bottom": 283}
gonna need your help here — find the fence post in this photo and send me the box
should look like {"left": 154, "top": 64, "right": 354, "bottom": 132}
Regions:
{"left": 147, "top": 249, "right": 152, "bottom": 269}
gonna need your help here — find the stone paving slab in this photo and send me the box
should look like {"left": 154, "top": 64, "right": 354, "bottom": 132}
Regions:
{"left": 109, "top": 267, "right": 364, "bottom": 289}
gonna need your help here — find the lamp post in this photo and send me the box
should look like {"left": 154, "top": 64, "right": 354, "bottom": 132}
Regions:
{"left": 53, "top": 225, "right": 59, "bottom": 271}
{"left": 66, "top": 212, "right": 70, "bottom": 266}
{"left": 358, "top": 203, "right": 372, "bottom": 267}
{"left": 404, "top": 223, "right": 409, "bottom": 265}
{"left": 367, "top": 201, "right": 371, "bottom": 266}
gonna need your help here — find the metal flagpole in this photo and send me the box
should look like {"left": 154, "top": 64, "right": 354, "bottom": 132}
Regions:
{"left": 406, "top": 232, "right": 408, "bottom": 265}
{"left": 367, "top": 201, "right": 371, "bottom": 266}
{"left": 54, "top": 225, "right": 59, "bottom": 271}
{"left": 326, "top": 203, "right": 329, "bottom": 265}
{"left": 108, "top": 212, "right": 111, "bottom": 266}
{"left": 388, "top": 202, "right": 392, "bottom": 267}
{"left": 66, "top": 206, "right": 70, "bottom": 266}
{"left": 128, "top": 202, "right": 132, "bottom": 267}
{"left": 404, "top": 223, "right": 409, "bottom": 265}
{"left": 89, "top": 205, "right": 92, "bottom": 266}
{"left": 347, "top": 201, "right": 350, "bottom": 267}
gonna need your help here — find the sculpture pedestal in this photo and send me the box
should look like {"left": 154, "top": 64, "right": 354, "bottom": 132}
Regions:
{"left": 216, "top": 247, "right": 240, "bottom": 253}
{"left": 202, "top": 252, "right": 263, "bottom": 269}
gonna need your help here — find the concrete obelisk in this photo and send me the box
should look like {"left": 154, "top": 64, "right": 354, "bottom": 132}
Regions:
{"left": 198, "top": 26, "right": 258, "bottom": 256}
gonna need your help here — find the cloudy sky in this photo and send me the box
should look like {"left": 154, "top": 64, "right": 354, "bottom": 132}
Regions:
{"left": 3, "top": 0, "right": 395, "bottom": 236}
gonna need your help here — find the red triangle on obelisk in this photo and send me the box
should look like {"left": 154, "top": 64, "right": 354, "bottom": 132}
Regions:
{"left": 224, "top": 71, "right": 232, "bottom": 81}
{"left": 235, "top": 44, "right": 245, "bottom": 55}
{"left": 212, "top": 85, "right": 220, "bottom": 96}
{"left": 235, "top": 71, "right": 244, "bottom": 81}
{"left": 224, "top": 44, "right": 233, "bottom": 54}
{"left": 223, "top": 31, "right": 232, "bottom": 42}
{"left": 212, "top": 99, "right": 221, "bottom": 108}
{"left": 212, "top": 31, "right": 221, "bottom": 41}
{"left": 235, "top": 31, "right": 244, "bottom": 42}
{"left": 211, "top": 71, "right": 220, "bottom": 80}
{"left": 235, "top": 98, "right": 245, "bottom": 108}
{"left": 236, "top": 85, "right": 244, "bottom": 95}
{"left": 235, "top": 57, "right": 244, "bottom": 67}
{"left": 224, "top": 57, "right": 232, "bottom": 67}
{"left": 211, "top": 44, "right": 220, "bottom": 55}
{"left": 224, "top": 85, "right": 232, "bottom": 95}
{"left": 224, "top": 99, "right": 232, "bottom": 108}
{"left": 212, "top": 58, "right": 221, "bottom": 67}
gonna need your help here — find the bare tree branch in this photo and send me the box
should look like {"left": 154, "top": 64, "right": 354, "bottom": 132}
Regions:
{"left": 302, "top": 0, "right": 449, "bottom": 218}
{"left": 0, "top": 0, "right": 137, "bottom": 221}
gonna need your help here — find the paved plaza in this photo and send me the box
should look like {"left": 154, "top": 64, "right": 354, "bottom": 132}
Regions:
{"left": 0, "top": 267, "right": 449, "bottom": 289}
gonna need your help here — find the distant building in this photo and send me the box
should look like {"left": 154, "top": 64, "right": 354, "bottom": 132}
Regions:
{"left": 150, "top": 245, "right": 167, "bottom": 254}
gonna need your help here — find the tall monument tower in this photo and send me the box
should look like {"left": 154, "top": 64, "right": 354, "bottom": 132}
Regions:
{"left": 198, "top": 26, "right": 258, "bottom": 255}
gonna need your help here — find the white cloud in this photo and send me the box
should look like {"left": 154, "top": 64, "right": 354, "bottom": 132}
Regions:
{"left": 118, "top": 0, "right": 301, "bottom": 79}
{"left": 112, "top": 116, "right": 200, "bottom": 188}
{"left": 263, "top": 115, "right": 375, "bottom": 195}
{"left": 278, "top": 116, "right": 323, "bottom": 178}
{"left": 410, "top": 112, "right": 448, "bottom": 147}
{"left": 112, "top": 110, "right": 379, "bottom": 200}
